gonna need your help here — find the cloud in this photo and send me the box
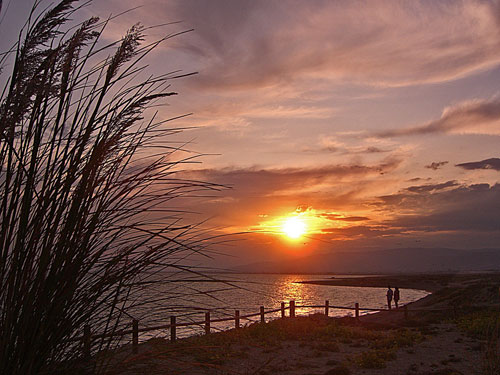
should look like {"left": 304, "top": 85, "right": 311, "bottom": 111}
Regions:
{"left": 406, "top": 177, "right": 431, "bottom": 182}
{"left": 456, "top": 158, "right": 500, "bottom": 171}
{"left": 196, "top": 101, "right": 335, "bottom": 121}
{"left": 302, "top": 135, "right": 393, "bottom": 155}
{"left": 321, "top": 225, "right": 403, "bottom": 237}
{"left": 376, "top": 182, "right": 500, "bottom": 232}
{"left": 376, "top": 99, "right": 500, "bottom": 137}
{"left": 185, "top": 157, "right": 402, "bottom": 195}
{"left": 319, "top": 213, "right": 370, "bottom": 222}
{"left": 391, "top": 187, "right": 500, "bottom": 233}
{"left": 378, "top": 180, "right": 459, "bottom": 208}
{"left": 176, "top": 158, "right": 402, "bottom": 232}
{"left": 168, "top": 0, "right": 500, "bottom": 90}
{"left": 405, "top": 181, "right": 459, "bottom": 193}
{"left": 303, "top": 181, "right": 499, "bottom": 248}
{"left": 302, "top": 181, "right": 500, "bottom": 247}
{"left": 425, "top": 161, "right": 448, "bottom": 170}
{"left": 176, "top": 166, "right": 500, "bottom": 250}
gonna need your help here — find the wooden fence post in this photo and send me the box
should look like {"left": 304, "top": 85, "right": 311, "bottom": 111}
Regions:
{"left": 290, "top": 300, "right": 295, "bottom": 318}
{"left": 83, "top": 324, "right": 91, "bottom": 359}
{"left": 205, "top": 311, "right": 211, "bottom": 334}
{"left": 78, "top": 299, "right": 403, "bottom": 351}
{"left": 170, "top": 316, "right": 176, "bottom": 342}
{"left": 132, "top": 319, "right": 139, "bottom": 354}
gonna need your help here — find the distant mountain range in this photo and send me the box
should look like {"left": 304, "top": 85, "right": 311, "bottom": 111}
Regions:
{"left": 233, "top": 248, "right": 500, "bottom": 274}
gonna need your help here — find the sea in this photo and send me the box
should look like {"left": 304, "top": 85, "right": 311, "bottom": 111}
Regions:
{"left": 138, "top": 273, "right": 429, "bottom": 340}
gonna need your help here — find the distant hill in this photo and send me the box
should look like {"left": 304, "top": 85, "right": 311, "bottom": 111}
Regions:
{"left": 233, "top": 248, "right": 500, "bottom": 274}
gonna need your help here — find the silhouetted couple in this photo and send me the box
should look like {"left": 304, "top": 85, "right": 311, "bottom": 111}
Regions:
{"left": 386, "top": 286, "right": 400, "bottom": 310}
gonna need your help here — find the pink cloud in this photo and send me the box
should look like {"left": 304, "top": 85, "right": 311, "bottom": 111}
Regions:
{"left": 376, "top": 98, "right": 500, "bottom": 137}
{"left": 168, "top": 0, "right": 500, "bottom": 90}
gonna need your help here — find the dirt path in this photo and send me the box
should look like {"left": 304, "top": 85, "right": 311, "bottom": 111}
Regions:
{"left": 218, "top": 323, "right": 482, "bottom": 375}
{"left": 103, "top": 273, "right": 500, "bottom": 375}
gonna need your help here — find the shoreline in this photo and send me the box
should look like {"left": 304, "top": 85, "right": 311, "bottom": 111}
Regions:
{"left": 297, "top": 273, "right": 461, "bottom": 293}
{"left": 298, "top": 272, "right": 500, "bottom": 326}
{"left": 102, "top": 273, "right": 500, "bottom": 374}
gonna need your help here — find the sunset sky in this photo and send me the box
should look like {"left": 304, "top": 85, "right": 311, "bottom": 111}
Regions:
{"left": 1, "top": 1, "right": 499, "bottom": 267}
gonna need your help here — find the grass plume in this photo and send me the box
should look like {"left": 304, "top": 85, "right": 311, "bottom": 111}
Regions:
{"left": 0, "top": 1, "right": 222, "bottom": 373}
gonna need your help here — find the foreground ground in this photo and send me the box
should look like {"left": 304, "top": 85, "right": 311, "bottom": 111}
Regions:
{"left": 101, "top": 273, "right": 500, "bottom": 375}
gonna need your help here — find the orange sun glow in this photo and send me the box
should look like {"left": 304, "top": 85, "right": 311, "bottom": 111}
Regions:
{"left": 282, "top": 216, "right": 306, "bottom": 239}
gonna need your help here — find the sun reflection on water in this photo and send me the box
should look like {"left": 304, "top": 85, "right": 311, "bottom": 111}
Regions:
{"left": 276, "top": 275, "right": 308, "bottom": 303}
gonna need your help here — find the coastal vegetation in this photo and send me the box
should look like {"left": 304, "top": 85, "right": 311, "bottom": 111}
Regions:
{"left": 1, "top": 1, "right": 499, "bottom": 374}
{"left": 0, "top": 1, "right": 220, "bottom": 373}
{"left": 103, "top": 273, "right": 500, "bottom": 375}
{"left": 455, "top": 309, "right": 500, "bottom": 375}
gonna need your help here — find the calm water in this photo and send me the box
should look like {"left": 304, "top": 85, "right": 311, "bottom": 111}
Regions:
{"left": 139, "top": 273, "right": 429, "bottom": 339}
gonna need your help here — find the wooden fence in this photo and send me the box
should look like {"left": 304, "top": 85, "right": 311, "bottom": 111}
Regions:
{"left": 77, "top": 300, "right": 411, "bottom": 358}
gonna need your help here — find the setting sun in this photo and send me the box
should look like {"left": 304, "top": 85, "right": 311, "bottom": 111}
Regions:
{"left": 282, "top": 217, "right": 306, "bottom": 239}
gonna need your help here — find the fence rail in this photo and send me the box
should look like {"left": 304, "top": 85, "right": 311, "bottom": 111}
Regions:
{"left": 76, "top": 299, "right": 420, "bottom": 358}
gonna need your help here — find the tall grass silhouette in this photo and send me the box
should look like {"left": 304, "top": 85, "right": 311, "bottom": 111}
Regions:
{"left": 0, "top": 1, "right": 224, "bottom": 373}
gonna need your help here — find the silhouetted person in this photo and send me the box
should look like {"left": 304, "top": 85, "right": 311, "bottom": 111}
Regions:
{"left": 386, "top": 286, "right": 393, "bottom": 310}
{"left": 394, "top": 287, "right": 400, "bottom": 309}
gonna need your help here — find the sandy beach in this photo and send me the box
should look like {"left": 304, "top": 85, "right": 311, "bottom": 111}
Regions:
{"left": 102, "top": 273, "right": 500, "bottom": 375}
